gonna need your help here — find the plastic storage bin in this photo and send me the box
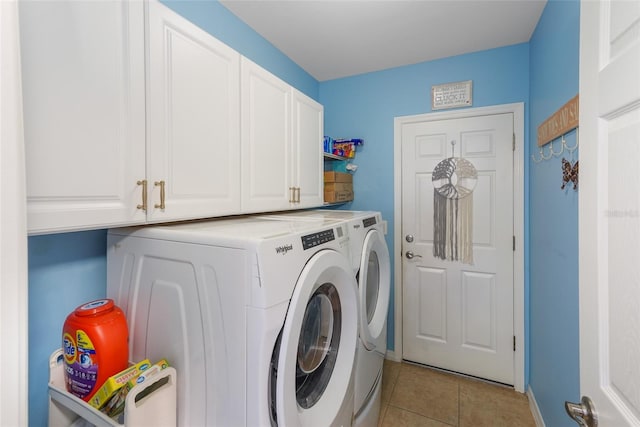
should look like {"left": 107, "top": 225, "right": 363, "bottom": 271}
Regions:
{"left": 48, "top": 349, "right": 177, "bottom": 427}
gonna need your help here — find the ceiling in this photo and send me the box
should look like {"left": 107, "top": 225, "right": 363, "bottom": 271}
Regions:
{"left": 219, "top": 0, "right": 547, "bottom": 82}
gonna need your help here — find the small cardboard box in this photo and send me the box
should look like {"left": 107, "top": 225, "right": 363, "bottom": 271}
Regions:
{"left": 324, "top": 190, "right": 354, "bottom": 203}
{"left": 103, "top": 359, "right": 170, "bottom": 418}
{"left": 324, "top": 182, "right": 353, "bottom": 193}
{"left": 89, "top": 359, "right": 152, "bottom": 410}
{"left": 324, "top": 171, "right": 352, "bottom": 183}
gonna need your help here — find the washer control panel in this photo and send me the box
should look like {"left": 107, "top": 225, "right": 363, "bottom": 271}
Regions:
{"left": 301, "top": 229, "right": 335, "bottom": 250}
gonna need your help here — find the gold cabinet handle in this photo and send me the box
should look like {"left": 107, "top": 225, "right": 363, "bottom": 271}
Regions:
{"left": 289, "top": 187, "right": 295, "bottom": 203}
{"left": 136, "top": 180, "right": 147, "bottom": 211}
{"left": 154, "top": 180, "right": 165, "bottom": 209}
{"left": 295, "top": 187, "right": 301, "bottom": 203}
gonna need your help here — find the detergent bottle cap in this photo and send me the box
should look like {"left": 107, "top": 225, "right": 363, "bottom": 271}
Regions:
{"left": 74, "top": 299, "right": 114, "bottom": 317}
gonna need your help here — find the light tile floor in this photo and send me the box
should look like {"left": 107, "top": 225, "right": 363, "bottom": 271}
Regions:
{"left": 378, "top": 360, "right": 537, "bottom": 427}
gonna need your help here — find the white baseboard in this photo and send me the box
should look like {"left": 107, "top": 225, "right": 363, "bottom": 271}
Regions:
{"left": 527, "top": 386, "right": 546, "bottom": 427}
{"left": 385, "top": 350, "right": 402, "bottom": 362}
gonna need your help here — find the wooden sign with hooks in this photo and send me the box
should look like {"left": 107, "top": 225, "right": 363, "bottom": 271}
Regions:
{"left": 537, "top": 94, "right": 579, "bottom": 147}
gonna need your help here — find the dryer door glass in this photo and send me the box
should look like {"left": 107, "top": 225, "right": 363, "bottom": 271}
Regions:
{"left": 296, "top": 282, "right": 341, "bottom": 409}
{"left": 365, "top": 251, "right": 380, "bottom": 324}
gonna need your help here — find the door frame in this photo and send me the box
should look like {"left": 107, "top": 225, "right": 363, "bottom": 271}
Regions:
{"left": 392, "top": 102, "right": 525, "bottom": 393}
{"left": 1, "top": 0, "right": 29, "bottom": 424}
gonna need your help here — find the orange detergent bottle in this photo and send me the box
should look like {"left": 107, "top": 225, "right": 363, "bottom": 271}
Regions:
{"left": 62, "top": 299, "right": 129, "bottom": 402}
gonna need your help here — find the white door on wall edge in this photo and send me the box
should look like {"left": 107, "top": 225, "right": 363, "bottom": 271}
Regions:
{"left": 1, "top": 1, "right": 29, "bottom": 425}
{"left": 574, "top": 0, "right": 640, "bottom": 426}
{"left": 401, "top": 112, "right": 515, "bottom": 385}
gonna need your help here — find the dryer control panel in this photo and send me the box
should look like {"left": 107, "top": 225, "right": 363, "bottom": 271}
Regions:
{"left": 362, "top": 216, "right": 377, "bottom": 228}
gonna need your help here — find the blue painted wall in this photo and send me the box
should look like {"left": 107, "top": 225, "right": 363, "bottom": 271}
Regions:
{"left": 528, "top": 0, "right": 580, "bottom": 425}
{"left": 319, "top": 44, "right": 530, "bottom": 354}
{"left": 161, "top": 0, "right": 319, "bottom": 99}
{"left": 28, "top": 230, "right": 108, "bottom": 427}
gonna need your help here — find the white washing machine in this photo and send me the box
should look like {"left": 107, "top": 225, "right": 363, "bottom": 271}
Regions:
{"left": 106, "top": 216, "right": 358, "bottom": 426}
{"left": 260, "top": 210, "right": 391, "bottom": 426}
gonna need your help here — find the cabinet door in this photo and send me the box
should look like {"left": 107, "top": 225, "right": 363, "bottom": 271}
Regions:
{"left": 146, "top": 1, "right": 241, "bottom": 222}
{"left": 20, "top": 1, "right": 146, "bottom": 234}
{"left": 291, "top": 89, "right": 324, "bottom": 208}
{"left": 240, "top": 57, "right": 292, "bottom": 213}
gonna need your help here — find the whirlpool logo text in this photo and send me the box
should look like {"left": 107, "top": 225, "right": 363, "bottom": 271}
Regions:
{"left": 275, "top": 244, "right": 293, "bottom": 255}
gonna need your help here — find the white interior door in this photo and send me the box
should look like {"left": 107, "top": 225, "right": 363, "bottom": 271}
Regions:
{"left": 575, "top": 0, "right": 640, "bottom": 425}
{"left": 401, "top": 113, "right": 514, "bottom": 385}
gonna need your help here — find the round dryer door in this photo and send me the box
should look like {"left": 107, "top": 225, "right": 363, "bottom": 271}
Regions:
{"left": 358, "top": 229, "right": 391, "bottom": 352}
{"left": 274, "top": 249, "right": 358, "bottom": 426}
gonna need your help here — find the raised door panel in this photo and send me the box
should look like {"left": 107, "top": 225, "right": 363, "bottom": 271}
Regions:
{"left": 20, "top": 1, "right": 146, "bottom": 234}
{"left": 240, "top": 57, "right": 292, "bottom": 213}
{"left": 146, "top": 2, "right": 241, "bottom": 222}
{"left": 291, "top": 88, "right": 323, "bottom": 208}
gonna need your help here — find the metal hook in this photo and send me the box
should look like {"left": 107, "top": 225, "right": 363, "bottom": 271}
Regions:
{"left": 531, "top": 145, "right": 552, "bottom": 163}
{"left": 549, "top": 136, "right": 564, "bottom": 157}
{"left": 531, "top": 148, "right": 543, "bottom": 163}
{"left": 564, "top": 129, "right": 579, "bottom": 153}
{"left": 532, "top": 128, "right": 580, "bottom": 164}
{"left": 541, "top": 144, "right": 553, "bottom": 161}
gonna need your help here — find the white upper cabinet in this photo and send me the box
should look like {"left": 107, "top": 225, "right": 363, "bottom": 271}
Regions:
{"left": 21, "top": 1, "right": 322, "bottom": 234}
{"left": 146, "top": 2, "right": 241, "bottom": 222}
{"left": 240, "top": 57, "right": 292, "bottom": 212}
{"left": 240, "top": 58, "right": 323, "bottom": 212}
{"left": 291, "top": 88, "right": 324, "bottom": 208}
{"left": 20, "top": 1, "right": 147, "bottom": 234}
{"left": 21, "top": 1, "right": 241, "bottom": 234}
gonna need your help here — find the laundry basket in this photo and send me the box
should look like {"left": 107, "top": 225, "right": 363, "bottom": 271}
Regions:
{"left": 48, "top": 349, "right": 177, "bottom": 427}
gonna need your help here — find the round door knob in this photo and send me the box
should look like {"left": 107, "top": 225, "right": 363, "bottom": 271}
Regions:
{"left": 565, "top": 396, "right": 597, "bottom": 427}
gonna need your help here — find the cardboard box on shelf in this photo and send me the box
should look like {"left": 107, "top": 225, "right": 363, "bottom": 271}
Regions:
{"left": 324, "top": 190, "right": 354, "bottom": 203}
{"left": 324, "top": 171, "right": 352, "bottom": 183}
{"left": 324, "top": 182, "right": 353, "bottom": 193}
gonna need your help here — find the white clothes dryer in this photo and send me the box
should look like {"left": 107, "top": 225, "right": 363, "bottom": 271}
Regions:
{"left": 107, "top": 216, "right": 358, "bottom": 427}
{"left": 260, "top": 210, "right": 391, "bottom": 427}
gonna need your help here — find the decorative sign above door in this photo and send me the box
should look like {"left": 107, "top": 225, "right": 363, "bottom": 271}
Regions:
{"left": 432, "top": 80, "right": 473, "bottom": 110}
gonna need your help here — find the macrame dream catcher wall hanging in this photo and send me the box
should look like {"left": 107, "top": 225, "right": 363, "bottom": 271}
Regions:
{"left": 432, "top": 141, "right": 477, "bottom": 264}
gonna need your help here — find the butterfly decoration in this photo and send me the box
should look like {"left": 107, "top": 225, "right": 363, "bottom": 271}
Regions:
{"left": 561, "top": 158, "right": 579, "bottom": 190}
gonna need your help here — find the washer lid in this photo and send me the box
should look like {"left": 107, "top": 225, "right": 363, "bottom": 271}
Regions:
{"left": 275, "top": 249, "right": 358, "bottom": 426}
{"left": 358, "top": 229, "right": 391, "bottom": 352}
